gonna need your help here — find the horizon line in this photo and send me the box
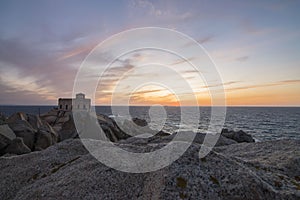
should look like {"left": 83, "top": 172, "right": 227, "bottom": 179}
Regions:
{"left": 0, "top": 104, "right": 299, "bottom": 108}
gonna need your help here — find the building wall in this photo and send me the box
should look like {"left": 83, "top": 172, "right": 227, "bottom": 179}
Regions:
{"left": 58, "top": 99, "right": 72, "bottom": 111}
{"left": 58, "top": 94, "right": 91, "bottom": 111}
{"left": 73, "top": 98, "right": 91, "bottom": 111}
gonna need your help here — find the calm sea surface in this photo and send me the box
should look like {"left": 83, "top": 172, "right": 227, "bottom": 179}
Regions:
{"left": 0, "top": 106, "right": 299, "bottom": 141}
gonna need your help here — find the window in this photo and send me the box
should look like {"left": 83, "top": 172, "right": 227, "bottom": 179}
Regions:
{"left": 66, "top": 105, "right": 68, "bottom": 110}
{"left": 60, "top": 105, "right": 62, "bottom": 109}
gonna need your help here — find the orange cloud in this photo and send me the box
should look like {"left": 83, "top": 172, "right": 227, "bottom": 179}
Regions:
{"left": 57, "top": 44, "right": 95, "bottom": 61}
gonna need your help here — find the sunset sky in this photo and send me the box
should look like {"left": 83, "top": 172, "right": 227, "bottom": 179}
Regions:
{"left": 0, "top": 0, "right": 299, "bottom": 106}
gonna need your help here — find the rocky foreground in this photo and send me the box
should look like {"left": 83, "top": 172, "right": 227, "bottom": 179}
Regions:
{"left": 0, "top": 110, "right": 299, "bottom": 199}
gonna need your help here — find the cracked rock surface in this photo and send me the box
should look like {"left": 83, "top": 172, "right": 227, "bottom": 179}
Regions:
{"left": 0, "top": 138, "right": 299, "bottom": 200}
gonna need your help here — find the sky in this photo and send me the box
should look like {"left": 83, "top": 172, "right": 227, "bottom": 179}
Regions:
{"left": 0, "top": 0, "right": 299, "bottom": 106}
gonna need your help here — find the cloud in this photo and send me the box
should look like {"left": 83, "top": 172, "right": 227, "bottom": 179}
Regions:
{"left": 203, "top": 81, "right": 241, "bottom": 89}
{"left": 126, "top": 88, "right": 165, "bottom": 96}
{"left": 182, "top": 35, "right": 214, "bottom": 48}
{"left": 235, "top": 56, "right": 249, "bottom": 62}
{"left": 0, "top": 36, "right": 80, "bottom": 104}
{"left": 128, "top": 0, "right": 195, "bottom": 26}
{"left": 170, "top": 57, "right": 196, "bottom": 66}
{"left": 226, "top": 79, "right": 300, "bottom": 92}
{"left": 129, "top": 92, "right": 179, "bottom": 106}
{"left": 95, "top": 57, "right": 138, "bottom": 102}
{"left": 57, "top": 43, "right": 95, "bottom": 61}
{"left": 196, "top": 35, "right": 214, "bottom": 44}
{"left": 239, "top": 19, "right": 276, "bottom": 36}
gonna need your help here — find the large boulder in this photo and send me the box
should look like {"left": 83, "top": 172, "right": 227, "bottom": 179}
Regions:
{"left": 221, "top": 129, "right": 255, "bottom": 143}
{"left": 0, "top": 134, "right": 11, "bottom": 156}
{"left": 6, "top": 112, "right": 28, "bottom": 122}
{"left": 35, "top": 124, "right": 58, "bottom": 151}
{"left": 148, "top": 132, "right": 237, "bottom": 147}
{"left": 58, "top": 115, "right": 78, "bottom": 141}
{"left": 97, "top": 114, "right": 131, "bottom": 141}
{"left": 0, "top": 113, "right": 6, "bottom": 125}
{"left": 8, "top": 120, "right": 36, "bottom": 150}
{"left": 132, "top": 117, "right": 148, "bottom": 127}
{"left": 5, "top": 137, "right": 31, "bottom": 155}
{"left": 0, "top": 139, "right": 299, "bottom": 199}
{"left": 0, "top": 124, "right": 16, "bottom": 140}
{"left": 40, "top": 109, "right": 71, "bottom": 131}
{"left": 0, "top": 125, "right": 16, "bottom": 155}
{"left": 7, "top": 112, "right": 58, "bottom": 151}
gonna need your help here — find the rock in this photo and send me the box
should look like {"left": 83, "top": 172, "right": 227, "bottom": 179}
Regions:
{"left": 5, "top": 137, "right": 31, "bottom": 155}
{"left": 26, "top": 114, "right": 44, "bottom": 130}
{"left": 7, "top": 112, "right": 58, "bottom": 151}
{"left": 57, "top": 113, "right": 132, "bottom": 142}
{"left": 40, "top": 109, "right": 71, "bottom": 131}
{"left": 8, "top": 120, "right": 36, "bottom": 150}
{"left": 80, "top": 113, "right": 131, "bottom": 142}
{"left": 0, "top": 125, "right": 16, "bottom": 155}
{"left": 58, "top": 115, "right": 78, "bottom": 141}
{"left": 149, "top": 132, "right": 237, "bottom": 147}
{"left": 7, "top": 112, "right": 28, "bottom": 122}
{"left": 132, "top": 117, "right": 148, "bottom": 127}
{"left": 118, "top": 130, "right": 171, "bottom": 145}
{"left": 43, "top": 122, "right": 58, "bottom": 142}
{"left": 215, "top": 139, "right": 300, "bottom": 179}
{"left": 0, "top": 113, "right": 6, "bottom": 125}
{"left": 0, "top": 134, "right": 11, "bottom": 156}
{"left": 0, "top": 124, "right": 16, "bottom": 140}
{"left": 221, "top": 128, "right": 229, "bottom": 134}
{"left": 222, "top": 129, "right": 255, "bottom": 143}
{"left": 97, "top": 114, "right": 131, "bottom": 141}
{"left": 35, "top": 126, "right": 56, "bottom": 151}
{"left": 121, "top": 118, "right": 156, "bottom": 138}
{"left": 0, "top": 139, "right": 299, "bottom": 199}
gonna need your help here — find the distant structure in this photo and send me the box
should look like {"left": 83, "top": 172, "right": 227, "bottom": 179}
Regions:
{"left": 58, "top": 93, "right": 91, "bottom": 111}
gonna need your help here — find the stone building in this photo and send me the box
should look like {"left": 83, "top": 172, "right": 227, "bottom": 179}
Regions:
{"left": 58, "top": 93, "right": 91, "bottom": 111}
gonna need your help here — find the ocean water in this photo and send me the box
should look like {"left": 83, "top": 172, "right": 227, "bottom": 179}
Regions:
{"left": 0, "top": 105, "right": 299, "bottom": 141}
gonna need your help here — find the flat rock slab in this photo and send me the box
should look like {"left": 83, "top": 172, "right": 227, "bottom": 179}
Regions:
{"left": 0, "top": 139, "right": 299, "bottom": 200}
{"left": 0, "top": 124, "right": 16, "bottom": 140}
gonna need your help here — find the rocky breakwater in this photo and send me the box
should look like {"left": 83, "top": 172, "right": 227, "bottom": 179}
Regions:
{"left": 40, "top": 109, "right": 132, "bottom": 142}
{"left": 0, "top": 112, "right": 58, "bottom": 155}
{"left": 1, "top": 109, "right": 257, "bottom": 157}
{"left": 0, "top": 109, "right": 140, "bottom": 156}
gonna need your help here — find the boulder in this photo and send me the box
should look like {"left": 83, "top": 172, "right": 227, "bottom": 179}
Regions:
{"left": 121, "top": 118, "right": 156, "bottom": 138}
{"left": 0, "top": 125, "right": 16, "bottom": 155}
{"left": 0, "top": 124, "right": 16, "bottom": 140}
{"left": 58, "top": 115, "right": 78, "bottom": 141}
{"left": 35, "top": 124, "right": 58, "bottom": 151}
{"left": 0, "top": 134, "right": 11, "bottom": 156}
{"left": 5, "top": 137, "right": 31, "bottom": 155}
{"left": 221, "top": 129, "right": 255, "bottom": 143}
{"left": 26, "top": 114, "right": 44, "bottom": 130}
{"left": 7, "top": 112, "right": 58, "bottom": 151}
{"left": 132, "top": 117, "right": 148, "bottom": 127}
{"left": 97, "top": 114, "right": 131, "bottom": 141}
{"left": 0, "top": 139, "right": 299, "bottom": 199}
{"left": 40, "top": 109, "right": 71, "bottom": 131}
{"left": 8, "top": 120, "right": 36, "bottom": 150}
{"left": 149, "top": 132, "right": 237, "bottom": 147}
{"left": 0, "top": 113, "right": 6, "bottom": 125}
{"left": 42, "top": 123, "right": 58, "bottom": 142}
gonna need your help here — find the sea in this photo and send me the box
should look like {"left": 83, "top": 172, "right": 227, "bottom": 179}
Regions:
{"left": 0, "top": 105, "right": 299, "bottom": 142}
